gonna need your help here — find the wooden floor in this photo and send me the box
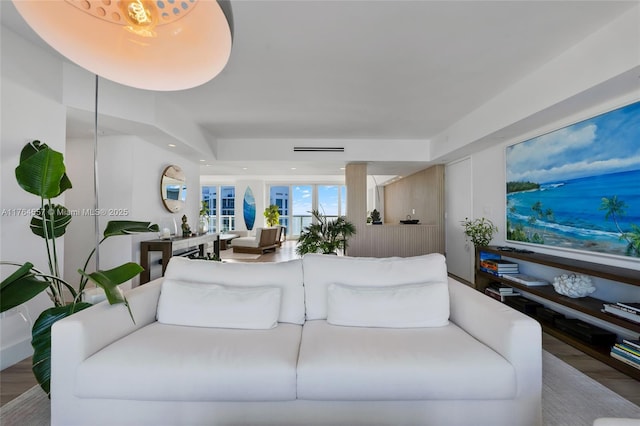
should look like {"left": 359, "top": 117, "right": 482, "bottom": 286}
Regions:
{"left": 2, "top": 241, "right": 638, "bottom": 407}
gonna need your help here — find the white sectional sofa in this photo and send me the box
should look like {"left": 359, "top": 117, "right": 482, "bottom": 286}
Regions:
{"left": 51, "top": 254, "right": 542, "bottom": 426}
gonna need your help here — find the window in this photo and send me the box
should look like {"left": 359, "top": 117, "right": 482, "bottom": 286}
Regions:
{"left": 269, "top": 186, "right": 290, "bottom": 230}
{"left": 318, "top": 185, "right": 339, "bottom": 219}
{"left": 268, "top": 184, "right": 347, "bottom": 238}
{"left": 201, "top": 185, "right": 235, "bottom": 233}
{"left": 292, "top": 185, "right": 313, "bottom": 237}
{"left": 220, "top": 186, "right": 235, "bottom": 232}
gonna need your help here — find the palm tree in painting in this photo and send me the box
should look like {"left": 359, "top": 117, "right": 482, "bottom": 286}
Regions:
{"left": 600, "top": 196, "right": 626, "bottom": 234}
{"left": 528, "top": 201, "right": 554, "bottom": 243}
{"left": 600, "top": 196, "right": 640, "bottom": 257}
{"left": 622, "top": 224, "right": 640, "bottom": 257}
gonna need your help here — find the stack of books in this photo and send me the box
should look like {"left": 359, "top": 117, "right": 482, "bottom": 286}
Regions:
{"left": 479, "top": 258, "right": 519, "bottom": 276}
{"left": 610, "top": 339, "right": 640, "bottom": 370}
{"left": 602, "top": 302, "right": 640, "bottom": 324}
{"left": 502, "top": 273, "right": 549, "bottom": 287}
{"left": 484, "top": 282, "right": 520, "bottom": 302}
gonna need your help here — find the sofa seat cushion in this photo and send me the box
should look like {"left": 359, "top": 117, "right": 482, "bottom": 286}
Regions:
{"left": 297, "top": 320, "right": 516, "bottom": 401}
{"left": 75, "top": 322, "right": 302, "bottom": 401}
{"left": 232, "top": 236, "right": 261, "bottom": 248}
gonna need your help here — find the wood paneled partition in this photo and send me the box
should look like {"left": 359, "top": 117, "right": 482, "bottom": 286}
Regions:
{"left": 384, "top": 165, "right": 445, "bottom": 225}
{"left": 346, "top": 163, "right": 445, "bottom": 257}
{"left": 347, "top": 224, "right": 443, "bottom": 257}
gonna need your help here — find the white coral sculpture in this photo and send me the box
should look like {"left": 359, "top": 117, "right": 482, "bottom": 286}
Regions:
{"left": 552, "top": 274, "right": 595, "bottom": 298}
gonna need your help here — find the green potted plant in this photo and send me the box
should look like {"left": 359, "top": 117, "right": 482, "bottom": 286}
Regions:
{"left": 461, "top": 217, "right": 498, "bottom": 247}
{"left": 263, "top": 204, "right": 280, "bottom": 227}
{"left": 296, "top": 209, "right": 356, "bottom": 256}
{"left": 370, "top": 209, "right": 382, "bottom": 224}
{"left": 0, "top": 140, "right": 158, "bottom": 396}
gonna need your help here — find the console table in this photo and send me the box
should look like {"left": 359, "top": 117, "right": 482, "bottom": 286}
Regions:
{"left": 140, "top": 233, "right": 219, "bottom": 284}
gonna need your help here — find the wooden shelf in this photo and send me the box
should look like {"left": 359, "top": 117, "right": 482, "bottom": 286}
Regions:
{"left": 479, "top": 246, "right": 639, "bottom": 286}
{"left": 475, "top": 246, "right": 640, "bottom": 381}
{"left": 541, "top": 323, "right": 640, "bottom": 380}
{"left": 478, "top": 271, "right": 640, "bottom": 334}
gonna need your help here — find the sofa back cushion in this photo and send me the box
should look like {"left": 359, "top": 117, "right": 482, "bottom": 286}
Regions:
{"left": 159, "top": 257, "right": 305, "bottom": 324}
{"left": 303, "top": 253, "right": 449, "bottom": 321}
{"left": 158, "top": 282, "right": 281, "bottom": 329}
{"left": 327, "top": 282, "right": 449, "bottom": 327}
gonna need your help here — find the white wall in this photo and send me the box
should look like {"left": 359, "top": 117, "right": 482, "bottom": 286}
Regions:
{"left": 129, "top": 137, "right": 201, "bottom": 285}
{"left": 432, "top": 4, "right": 640, "bottom": 162}
{"left": 234, "top": 180, "right": 266, "bottom": 232}
{"left": 1, "top": 24, "right": 202, "bottom": 368}
{"left": 466, "top": 94, "right": 640, "bottom": 273}
{"left": 448, "top": 94, "right": 640, "bottom": 340}
{"left": 65, "top": 135, "right": 200, "bottom": 290}
{"left": 441, "top": 5, "right": 640, "bottom": 330}
{"left": 0, "top": 28, "right": 68, "bottom": 368}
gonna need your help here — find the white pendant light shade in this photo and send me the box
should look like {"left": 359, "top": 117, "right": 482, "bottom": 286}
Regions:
{"left": 13, "top": 0, "right": 233, "bottom": 91}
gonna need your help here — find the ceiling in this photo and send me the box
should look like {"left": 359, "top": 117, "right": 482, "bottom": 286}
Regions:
{"left": 2, "top": 1, "right": 637, "bottom": 180}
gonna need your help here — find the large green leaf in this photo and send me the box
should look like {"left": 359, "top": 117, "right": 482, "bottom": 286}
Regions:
{"left": 32, "top": 303, "right": 92, "bottom": 396}
{"left": 103, "top": 221, "right": 159, "bottom": 238}
{"left": 78, "top": 262, "right": 143, "bottom": 305}
{"left": 0, "top": 263, "right": 49, "bottom": 312}
{"left": 15, "top": 141, "right": 71, "bottom": 199}
{"left": 29, "top": 204, "right": 72, "bottom": 239}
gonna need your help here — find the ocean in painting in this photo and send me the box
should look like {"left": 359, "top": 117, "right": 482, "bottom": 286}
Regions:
{"left": 507, "top": 169, "right": 640, "bottom": 256}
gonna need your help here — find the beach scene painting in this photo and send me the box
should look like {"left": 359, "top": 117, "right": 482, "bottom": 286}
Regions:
{"left": 506, "top": 101, "right": 640, "bottom": 259}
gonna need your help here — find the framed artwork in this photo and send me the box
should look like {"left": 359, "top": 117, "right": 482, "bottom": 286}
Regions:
{"left": 505, "top": 100, "right": 640, "bottom": 259}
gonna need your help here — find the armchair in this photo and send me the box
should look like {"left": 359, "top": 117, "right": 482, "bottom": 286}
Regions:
{"left": 232, "top": 227, "right": 279, "bottom": 254}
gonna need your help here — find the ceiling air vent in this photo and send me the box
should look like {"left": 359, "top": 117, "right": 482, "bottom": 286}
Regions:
{"left": 293, "top": 146, "right": 344, "bottom": 152}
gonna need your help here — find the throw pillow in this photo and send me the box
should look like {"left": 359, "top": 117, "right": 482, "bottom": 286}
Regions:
{"left": 157, "top": 279, "right": 281, "bottom": 329}
{"left": 326, "top": 282, "right": 449, "bottom": 328}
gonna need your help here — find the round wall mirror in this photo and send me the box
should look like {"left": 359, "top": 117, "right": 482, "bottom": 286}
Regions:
{"left": 160, "top": 165, "right": 187, "bottom": 213}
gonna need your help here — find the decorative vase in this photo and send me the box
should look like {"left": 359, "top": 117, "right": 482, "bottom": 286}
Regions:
{"left": 199, "top": 217, "right": 209, "bottom": 234}
{"left": 158, "top": 217, "right": 177, "bottom": 239}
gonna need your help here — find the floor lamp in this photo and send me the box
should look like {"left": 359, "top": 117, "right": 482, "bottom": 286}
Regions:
{"left": 12, "top": 0, "right": 234, "bottom": 268}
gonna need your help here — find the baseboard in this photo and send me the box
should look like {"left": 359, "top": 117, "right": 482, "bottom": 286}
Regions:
{"left": 0, "top": 338, "right": 32, "bottom": 370}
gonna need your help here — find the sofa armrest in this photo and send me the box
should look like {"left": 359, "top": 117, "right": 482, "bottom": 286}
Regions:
{"left": 448, "top": 277, "right": 542, "bottom": 400}
{"left": 51, "top": 279, "right": 162, "bottom": 401}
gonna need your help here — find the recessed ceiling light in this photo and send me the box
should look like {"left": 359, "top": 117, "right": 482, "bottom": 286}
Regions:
{"left": 168, "top": 144, "right": 176, "bottom": 148}
{"left": 200, "top": 159, "right": 205, "bottom": 162}
{"left": 205, "top": 164, "right": 212, "bottom": 167}
{"left": 242, "top": 167, "right": 248, "bottom": 170}
{"left": 291, "top": 167, "right": 297, "bottom": 170}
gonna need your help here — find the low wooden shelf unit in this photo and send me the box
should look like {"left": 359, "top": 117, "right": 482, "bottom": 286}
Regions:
{"left": 475, "top": 246, "right": 640, "bottom": 380}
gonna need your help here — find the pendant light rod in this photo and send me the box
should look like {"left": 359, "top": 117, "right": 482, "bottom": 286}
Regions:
{"left": 93, "top": 74, "right": 100, "bottom": 270}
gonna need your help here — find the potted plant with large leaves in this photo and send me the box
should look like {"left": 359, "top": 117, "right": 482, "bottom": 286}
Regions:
{"left": 296, "top": 209, "right": 356, "bottom": 256}
{"left": 0, "top": 140, "right": 158, "bottom": 396}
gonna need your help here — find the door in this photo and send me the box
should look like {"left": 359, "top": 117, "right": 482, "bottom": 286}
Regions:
{"left": 445, "top": 157, "right": 474, "bottom": 283}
